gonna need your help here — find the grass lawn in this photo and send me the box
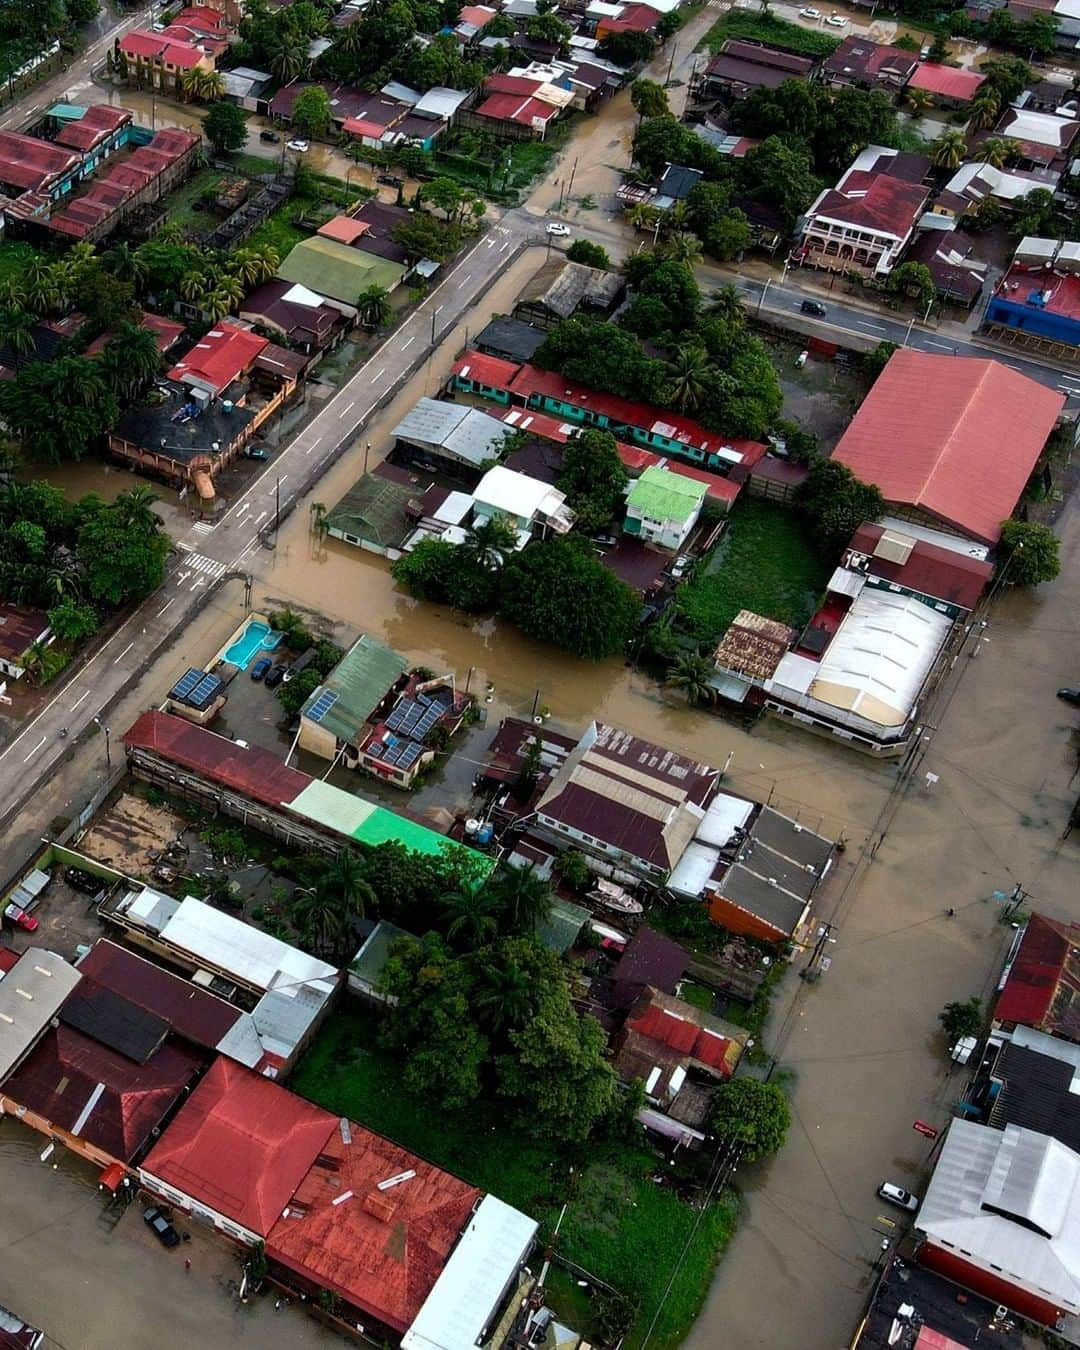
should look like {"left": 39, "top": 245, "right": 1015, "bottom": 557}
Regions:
{"left": 674, "top": 498, "right": 829, "bottom": 644}
{"left": 700, "top": 10, "right": 841, "bottom": 56}
{"left": 291, "top": 1009, "right": 739, "bottom": 1350}
{"left": 243, "top": 196, "right": 316, "bottom": 257}
{"left": 677, "top": 981, "right": 714, "bottom": 1012}
{"left": 168, "top": 167, "right": 239, "bottom": 236}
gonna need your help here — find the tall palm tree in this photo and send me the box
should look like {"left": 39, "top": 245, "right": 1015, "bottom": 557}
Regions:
{"left": 665, "top": 344, "right": 711, "bottom": 414}
{"left": 664, "top": 199, "right": 689, "bottom": 233}
{"left": 335, "top": 18, "right": 365, "bottom": 56}
{"left": 291, "top": 886, "right": 348, "bottom": 956}
{"left": 104, "top": 242, "right": 148, "bottom": 290}
{"left": 101, "top": 325, "right": 161, "bottom": 400}
{"left": 179, "top": 270, "right": 205, "bottom": 303}
{"left": 659, "top": 230, "right": 703, "bottom": 267}
{"left": 230, "top": 245, "right": 279, "bottom": 288}
{"left": 489, "top": 863, "right": 552, "bottom": 937}
{"left": 976, "top": 136, "right": 1019, "bottom": 167}
{"left": 626, "top": 202, "right": 661, "bottom": 235}
{"left": 269, "top": 33, "right": 308, "bottom": 83}
{"left": 23, "top": 257, "right": 56, "bottom": 315}
{"left": 0, "top": 277, "right": 27, "bottom": 309}
{"left": 708, "top": 283, "right": 747, "bottom": 324}
{"left": 112, "top": 485, "right": 162, "bottom": 534}
{"left": 473, "top": 958, "right": 534, "bottom": 1034}
{"left": 356, "top": 283, "right": 393, "bottom": 331}
{"left": 905, "top": 86, "right": 933, "bottom": 114}
{"left": 182, "top": 67, "right": 225, "bottom": 101}
{"left": 441, "top": 881, "right": 499, "bottom": 950}
{"left": 463, "top": 515, "right": 517, "bottom": 571}
{"left": 665, "top": 652, "right": 716, "bottom": 706}
{"left": 967, "top": 88, "right": 1000, "bottom": 132}
{"left": 21, "top": 638, "right": 52, "bottom": 685}
{"left": 931, "top": 127, "right": 967, "bottom": 170}
{"left": 47, "top": 259, "right": 77, "bottom": 313}
{"left": 0, "top": 308, "right": 36, "bottom": 372}
{"left": 318, "top": 848, "right": 375, "bottom": 921}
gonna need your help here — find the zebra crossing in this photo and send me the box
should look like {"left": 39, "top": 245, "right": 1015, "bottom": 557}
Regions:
{"left": 192, "top": 520, "right": 216, "bottom": 535}
{"left": 185, "top": 554, "right": 228, "bottom": 580}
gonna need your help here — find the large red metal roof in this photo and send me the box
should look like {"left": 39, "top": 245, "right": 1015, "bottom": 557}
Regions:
{"left": 267, "top": 1124, "right": 480, "bottom": 1330}
{"left": 908, "top": 63, "right": 985, "bottom": 101}
{"left": 168, "top": 319, "right": 268, "bottom": 392}
{"left": 995, "top": 913, "right": 1080, "bottom": 1040}
{"left": 142, "top": 1057, "right": 336, "bottom": 1236}
{"left": 833, "top": 349, "right": 1064, "bottom": 544}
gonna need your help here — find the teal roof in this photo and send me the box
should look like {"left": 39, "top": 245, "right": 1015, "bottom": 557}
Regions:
{"left": 349, "top": 919, "right": 412, "bottom": 986}
{"left": 301, "top": 634, "right": 408, "bottom": 742}
{"left": 48, "top": 103, "right": 87, "bottom": 120}
{"left": 626, "top": 465, "right": 707, "bottom": 524}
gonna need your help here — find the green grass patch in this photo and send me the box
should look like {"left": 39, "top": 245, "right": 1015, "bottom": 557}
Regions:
{"left": 242, "top": 196, "right": 316, "bottom": 257}
{"left": 700, "top": 10, "right": 841, "bottom": 56}
{"left": 677, "top": 981, "right": 714, "bottom": 1011}
{"left": 674, "top": 498, "right": 828, "bottom": 644}
{"left": 292, "top": 1008, "right": 740, "bottom": 1350}
{"left": 168, "top": 167, "right": 239, "bottom": 236}
{"left": 0, "top": 239, "right": 43, "bottom": 284}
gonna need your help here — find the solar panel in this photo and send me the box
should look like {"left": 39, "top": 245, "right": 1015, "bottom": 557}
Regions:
{"left": 383, "top": 738, "right": 423, "bottom": 771}
{"left": 171, "top": 667, "right": 203, "bottom": 700}
{"left": 415, "top": 702, "right": 442, "bottom": 740}
{"left": 385, "top": 701, "right": 412, "bottom": 734}
{"left": 191, "top": 673, "right": 221, "bottom": 707}
{"left": 306, "top": 689, "right": 339, "bottom": 724}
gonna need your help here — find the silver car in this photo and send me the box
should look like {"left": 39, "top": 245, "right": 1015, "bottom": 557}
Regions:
{"left": 878, "top": 1182, "right": 919, "bottom": 1212}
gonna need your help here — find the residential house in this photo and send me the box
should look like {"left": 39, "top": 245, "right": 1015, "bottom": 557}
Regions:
{"left": 903, "top": 226, "right": 988, "bottom": 305}
{"left": 993, "top": 913, "right": 1080, "bottom": 1042}
{"left": 268, "top": 81, "right": 370, "bottom": 132}
{"left": 49, "top": 102, "right": 134, "bottom": 163}
{"left": 906, "top": 62, "right": 985, "bottom": 106}
{"left": 298, "top": 632, "right": 408, "bottom": 761}
{"left": 470, "top": 464, "right": 575, "bottom": 540}
{"left": 476, "top": 316, "right": 548, "bottom": 363}
{"left": 513, "top": 258, "right": 625, "bottom": 328}
{"left": 797, "top": 146, "right": 930, "bottom": 279}
{"left": 323, "top": 462, "right": 422, "bottom": 559}
{"left": 843, "top": 522, "right": 992, "bottom": 617}
{"left": 985, "top": 237, "right": 1080, "bottom": 352}
{"left": 277, "top": 235, "right": 406, "bottom": 310}
{"left": 609, "top": 927, "right": 689, "bottom": 1009}
{"left": 990, "top": 107, "right": 1079, "bottom": 172}
{"left": 821, "top": 35, "right": 918, "bottom": 91}
{"left": 1025, "top": 77, "right": 1075, "bottom": 113}
{"left": 219, "top": 66, "right": 273, "bottom": 111}
{"left": 471, "top": 73, "right": 562, "bottom": 140}
{"left": 391, "top": 397, "right": 510, "bottom": 474}
{"left": 109, "top": 318, "right": 303, "bottom": 502}
{"left": 938, "top": 161, "right": 1060, "bottom": 216}
{"left": 239, "top": 279, "right": 345, "bottom": 354}
{"left": 832, "top": 348, "right": 1064, "bottom": 544}
{"left": 0, "top": 606, "right": 52, "bottom": 681}
{"left": 117, "top": 29, "right": 216, "bottom": 90}
{"left": 0, "top": 129, "right": 80, "bottom": 201}
{"left": 712, "top": 610, "right": 796, "bottom": 690}
{"left": 699, "top": 40, "right": 815, "bottom": 100}
{"left": 623, "top": 465, "right": 707, "bottom": 551}
{"left": 84, "top": 310, "right": 186, "bottom": 359}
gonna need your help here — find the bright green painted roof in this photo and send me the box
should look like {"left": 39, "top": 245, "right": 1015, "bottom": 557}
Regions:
{"left": 301, "top": 634, "right": 408, "bottom": 743}
{"left": 626, "top": 465, "right": 707, "bottom": 524}
{"left": 277, "top": 236, "right": 405, "bottom": 307}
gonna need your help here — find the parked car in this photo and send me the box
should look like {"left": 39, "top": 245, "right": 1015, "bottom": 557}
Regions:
{"left": 800, "top": 298, "right": 827, "bottom": 317}
{"left": 65, "top": 867, "right": 104, "bottom": 895}
{"left": 264, "top": 663, "right": 287, "bottom": 689}
{"left": 377, "top": 172, "right": 405, "bottom": 187}
{"left": 286, "top": 138, "right": 310, "bottom": 152}
{"left": 1058, "top": 687, "right": 1080, "bottom": 707}
{"left": 250, "top": 657, "right": 273, "bottom": 682}
{"left": 825, "top": 12, "right": 847, "bottom": 23}
{"left": 242, "top": 446, "right": 268, "bottom": 461}
{"left": 546, "top": 222, "right": 571, "bottom": 237}
{"left": 143, "top": 1206, "right": 181, "bottom": 1248}
{"left": 877, "top": 1182, "right": 919, "bottom": 1212}
{"left": 259, "top": 129, "right": 280, "bottom": 143}
{"left": 799, "top": 6, "right": 821, "bottom": 15}
{"left": 8, "top": 908, "right": 38, "bottom": 933}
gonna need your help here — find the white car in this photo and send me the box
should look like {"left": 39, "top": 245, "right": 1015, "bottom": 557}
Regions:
{"left": 799, "top": 7, "right": 821, "bottom": 17}
{"left": 825, "top": 12, "right": 847, "bottom": 24}
{"left": 286, "top": 139, "right": 310, "bottom": 152}
{"left": 546, "top": 222, "right": 571, "bottom": 237}
{"left": 878, "top": 1182, "right": 920, "bottom": 1213}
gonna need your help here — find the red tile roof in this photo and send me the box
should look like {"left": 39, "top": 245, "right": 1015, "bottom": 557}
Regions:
{"left": 598, "top": 3, "right": 661, "bottom": 31}
{"left": 2, "top": 1025, "right": 202, "bottom": 1163}
{"left": 452, "top": 350, "right": 523, "bottom": 388}
{"left": 0, "top": 130, "right": 80, "bottom": 192}
{"left": 833, "top": 349, "right": 1064, "bottom": 544}
{"left": 625, "top": 991, "right": 741, "bottom": 1077}
{"left": 474, "top": 92, "right": 558, "bottom": 126}
{"left": 811, "top": 172, "right": 928, "bottom": 238}
{"left": 846, "top": 523, "right": 992, "bottom": 611}
{"left": 168, "top": 319, "right": 268, "bottom": 392}
{"left": 142, "top": 1057, "right": 336, "bottom": 1236}
{"left": 267, "top": 1126, "right": 480, "bottom": 1330}
{"left": 995, "top": 913, "right": 1080, "bottom": 1040}
{"left": 908, "top": 62, "right": 985, "bottom": 100}
{"left": 484, "top": 73, "right": 543, "bottom": 96}
{"left": 54, "top": 104, "right": 132, "bottom": 152}
{"left": 0, "top": 605, "right": 50, "bottom": 664}
{"left": 120, "top": 27, "right": 205, "bottom": 66}
{"left": 459, "top": 3, "right": 496, "bottom": 24}
{"left": 123, "top": 710, "right": 311, "bottom": 810}
{"left": 85, "top": 310, "right": 186, "bottom": 357}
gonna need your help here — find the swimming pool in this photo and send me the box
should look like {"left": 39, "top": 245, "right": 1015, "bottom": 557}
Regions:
{"left": 223, "top": 620, "right": 283, "bottom": 670}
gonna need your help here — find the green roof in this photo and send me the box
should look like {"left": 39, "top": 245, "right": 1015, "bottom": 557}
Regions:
{"left": 626, "top": 465, "right": 707, "bottom": 524}
{"left": 326, "top": 472, "right": 414, "bottom": 551}
{"left": 277, "top": 236, "right": 405, "bottom": 307}
{"left": 301, "top": 633, "right": 408, "bottom": 742}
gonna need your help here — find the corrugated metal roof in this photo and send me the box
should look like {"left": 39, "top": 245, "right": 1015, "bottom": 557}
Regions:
{"left": 300, "top": 633, "right": 407, "bottom": 741}
{"left": 626, "top": 465, "right": 706, "bottom": 524}
{"left": 0, "top": 949, "right": 82, "bottom": 1081}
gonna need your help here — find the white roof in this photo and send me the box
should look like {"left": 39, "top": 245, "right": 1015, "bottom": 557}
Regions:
{"left": 393, "top": 397, "right": 507, "bottom": 467}
{"left": 1056, "top": 0, "right": 1080, "bottom": 19}
{"left": 768, "top": 651, "right": 818, "bottom": 695}
{"left": 946, "top": 162, "right": 1058, "bottom": 202}
{"left": 403, "top": 1195, "right": 538, "bottom": 1350}
{"left": 381, "top": 80, "right": 422, "bottom": 105}
{"left": 919, "top": 1120, "right": 1080, "bottom": 1314}
{"left": 826, "top": 565, "right": 866, "bottom": 600}
{"left": 695, "top": 793, "right": 754, "bottom": 848}
{"left": 0, "top": 949, "right": 82, "bottom": 1080}
{"left": 803, "top": 590, "right": 951, "bottom": 728}
{"left": 879, "top": 515, "right": 989, "bottom": 561}
{"left": 474, "top": 465, "right": 569, "bottom": 523}
{"left": 1001, "top": 108, "right": 1078, "bottom": 147}
{"left": 586, "top": 1, "right": 623, "bottom": 15}
{"left": 281, "top": 281, "right": 331, "bottom": 309}
{"left": 159, "top": 896, "right": 338, "bottom": 994}
{"left": 124, "top": 884, "right": 181, "bottom": 931}
{"left": 414, "top": 86, "right": 470, "bottom": 117}
{"left": 668, "top": 840, "right": 721, "bottom": 899}
{"left": 432, "top": 490, "right": 474, "bottom": 525}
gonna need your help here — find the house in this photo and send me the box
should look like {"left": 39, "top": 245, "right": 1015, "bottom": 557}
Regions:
{"left": 0, "top": 949, "right": 82, "bottom": 1083}
{"left": 219, "top": 65, "right": 273, "bottom": 110}
{"left": 609, "top": 927, "right": 689, "bottom": 1009}
{"left": 843, "top": 522, "right": 992, "bottom": 616}
{"left": 348, "top": 919, "right": 413, "bottom": 1002}
{"left": 985, "top": 237, "right": 1080, "bottom": 352}
{"left": 979, "top": 1028, "right": 1080, "bottom": 1153}
{"left": 993, "top": 913, "right": 1080, "bottom": 1042}
{"left": 915, "top": 1120, "right": 1080, "bottom": 1333}
{"left": 471, "top": 73, "right": 562, "bottom": 140}
{"left": 471, "top": 464, "right": 575, "bottom": 540}
{"left": 904, "top": 227, "right": 989, "bottom": 306}
{"left": 344, "top": 669, "right": 473, "bottom": 789}
{"left": 276, "top": 235, "right": 407, "bottom": 308}
{"left": 821, "top": 35, "right": 918, "bottom": 91}
{"left": 268, "top": 81, "right": 370, "bottom": 131}
{"left": 832, "top": 349, "right": 1064, "bottom": 544}
{"left": 513, "top": 259, "right": 624, "bottom": 328}
{"left": 323, "top": 462, "right": 420, "bottom": 559}
{"left": 852, "top": 1254, "right": 1026, "bottom": 1350}
{"left": 0, "top": 606, "right": 51, "bottom": 681}
{"left": 990, "top": 107, "right": 1080, "bottom": 172}
{"left": 108, "top": 318, "right": 302, "bottom": 502}
{"left": 534, "top": 721, "right": 719, "bottom": 881}
{"left": 239, "top": 279, "right": 345, "bottom": 353}
{"left": 0, "top": 129, "right": 80, "bottom": 200}
{"left": 298, "top": 633, "right": 408, "bottom": 761}
{"left": 476, "top": 316, "right": 548, "bottom": 364}
{"left": 391, "top": 397, "right": 510, "bottom": 474}
{"left": 907, "top": 62, "right": 985, "bottom": 106}
{"left": 713, "top": 610, "right": 795, "bottom": 686}
{"left": 939, "top": 161, "right": 1060, "bottom": 215}
{"left": 50, "top": 102, "right": 133, "bottom": 159}
{"left": 797, "top": 146, "right": 930, "bottom": 278}
{"left": 699, "top": 40, "right": 815, "bottom": 99}
{"left": 84, "top": 310, "right": 186, "bottom": 359}
{"left": 623, "top": 465, "right": 707, "bottom": 551}
{"left": 117, "top": 29, "right": 215, "bottom": 87}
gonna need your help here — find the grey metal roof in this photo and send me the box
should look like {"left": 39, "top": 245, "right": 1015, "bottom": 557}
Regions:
{"left": 0, "top": 949, "right": 82, "bottom": 1080}
{"left": 715, "top": 863, "right": 809, "bottom": 936}
{"left": 349, "top": 919, "right": 412, "bottom": 993}
{"left": 476, "top": 316, "right": 546, "bottom": 363}
{"left": 516, "top": 259, "right": 623, "bottom": 320}
{"left": 414, "top": 86, "right": 470, "bottom": 118}
{"left": 392, "top": 396, "right": 507, "bottom": 466}
{"left": 750, "top": 807, "right": 834, "bottom": 873}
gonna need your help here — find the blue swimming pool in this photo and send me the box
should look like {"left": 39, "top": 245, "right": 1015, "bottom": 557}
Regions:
{"left": 223, "top": 620, "right": 283, "bottom": 670}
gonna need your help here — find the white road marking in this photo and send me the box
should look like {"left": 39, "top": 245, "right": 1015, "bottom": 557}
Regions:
{"left": 401, "top": 335, "right": 415, "bottom": 350}
{"left": 112, "top": 641, "right": 135, "bottom": 665}
{"left": 255, "top": 510, "right": 268, "bottom": 524}
{"left": 925, "top": 340, "right": 956, "bottom": 351}
{"left": 176, "top": 570, "right": 190, "bottom": 585}
{"left": 23, "top": 736, "right": 46, "bottom": 763}
{"left": 278, "top": 474, "right": 288, "bottom": 486}
{"left": 70, "top": 690, "right": 90, "bottom": 711}
{"left": 370, "top": 367, "right": 385, "bottom": 382}
{"left": 190, "top": 577, "right": 206, "bottom": 591}
{"left": 500, "top": 241, "right": 512, "bottom": 253}
{"left": 157, "top": 598, "right": 175, "bottom": 616}
{"left": 858, "top": 321, "right": 889, "bottom": 332}
{"left": 361, "top": 402, "right": 377, "bottom": 420}
{"left": 337, "top": 400, "right": 355, "bottom": 419}
{"left": 236, "top": 501, "right": 251, "bottom": 515}
{"left": 187, "top": 554, "right": 227, "bottom": 579}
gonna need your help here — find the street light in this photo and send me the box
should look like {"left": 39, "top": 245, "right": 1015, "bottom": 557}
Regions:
{"left": 431, "top": 304, "right": 442, "bottom": 346}
{"left": 93, "top": 716, "right": 111, "bottom": 767}
{"left": 757, "top": 278, "right": 771, "bottom": 315}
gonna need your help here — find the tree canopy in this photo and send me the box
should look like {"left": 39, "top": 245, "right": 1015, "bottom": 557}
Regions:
{"left": 710, "top": 1079, "right": 791, "bottom": 1161}
{"left": 204, "top": 101, "right": 247, "bottom": 153}
{"left": 997, "top": 519, "right": 1060, "bottom": 586}
{"left": 794, "top": 458, "right": 885, "bottom": 557}
{"left": 940, "top": 996, "right": 982, "bottom": 1045}
{"left": 557, "top": 428, "right": 628, "bottom": 531}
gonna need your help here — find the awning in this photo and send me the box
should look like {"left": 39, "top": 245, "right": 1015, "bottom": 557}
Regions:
{"left": 99, "top": 1161, "right": 128, "bottom": 1192}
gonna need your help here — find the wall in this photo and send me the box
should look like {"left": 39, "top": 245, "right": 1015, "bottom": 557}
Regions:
{"left": 706, "top": 893, "right": 786, "bottom": 943}
{"left": 916, "top": 1241, "right": 1065, "bottom": 1328}
{"left": 0, "top": 1095, "right": 118, "bottom": 1169}
{"left": 137, "top": 1169, "right": 260, "bottom": 1246}
{"left": 985, "top": 293, "right": 1080, "bottom": 348}
{"left": 298, "top": 717, "right": 339, "bottom": 760}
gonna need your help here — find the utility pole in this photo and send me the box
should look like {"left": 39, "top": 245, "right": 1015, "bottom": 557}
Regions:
{"left": 802, "top": 922, "right": 836, "bottom": 981}
{"left": 1003, "top": 883, "right": 1028, "bottom": 919}
{"left": 274, "top": 475, "right": 280, "bottom": 540}
{"left": 430, "top": 303, "right": 442, "bottom": 346}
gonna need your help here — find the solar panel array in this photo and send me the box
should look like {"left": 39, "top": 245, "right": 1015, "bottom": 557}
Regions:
{"left": 170, "top": 667, "right": 223, "bottom": 709}
{"left": 377, "top": 736, "right": 424, "bottom": 772}
{"left": 306, "top": 688, "right": 339, "bottom": 724}
{"left": 386, "top": 697, "right": 443, "bottom": 742}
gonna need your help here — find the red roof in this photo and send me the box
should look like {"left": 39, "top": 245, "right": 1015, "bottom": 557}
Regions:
{"left": 452, "top": 350, "right": 523, "bottom": 389}
{"left": 267, "top": 1125, "right": 480, "bottom": 1330}
{"left": 598, "top": 3, "right": 661, "bottom": 31}
{"left": 627, "top": 998, "right": 738, "bottom": 1076}
{"left": 908, "top": 62, "right": 985, "bottom": 100}
{"left": 168, "top": 320, "right": 268, "bottom": 392}
{"left": 0, "top": 605, "right": 49, "bottom": 663}
{"left": 141, "top": 1057, "right": 336, "bottom": 1237}
{"left": 459, "top": 3, "right": 496, "bottom": 23}
{"left": 172, "top": 4, "right": 228, "bottom": 33}
{"left": 995, "top": 913, "right": 1080, "bottom": 1040}
{"left": 75, "top": 940, "right": 242, "bottom": 1050}
{"left": 343, "top": 116, "right": 389, "bottom": 139}
{"left": 846, "top": 523, "right": 991, "bottom": 611}
{"left": 811, "top": 172, "right": 928, "bottom": 238}
{"left": 484, "top": 73, "right": 543, "bottom": 96}
{"left": 0, "top": 130, "right": 80, "bottom": 192}
{"left": 511, "top": 96, "right": 560, "bottom": 126}
{"left": 54, "top": 104, "right": 132, "bottom": 152}
{"left": 121, "top": 28, "right": 205, "bottom": 65}
{"left": 475, "top": 92, "right": 557, "bottom": 126}
{"left": 0, "top": 946, "right": 21, "bottom": 975}
{"left": 85, "top": 310, "right": 186, "bottom": 358}
{"left": 316, "top": 214, "right": 370, "bottom": 244}
{"left": 833, "top": 350, "right": 1064, "bottom": 544}
{"left": 123, "top": 710, "right": 311, "bottom": 810}
{"left": 2, "top": 1025, "right": 202, "bottom": 1163}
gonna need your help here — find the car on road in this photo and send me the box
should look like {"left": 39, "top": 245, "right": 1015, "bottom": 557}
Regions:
{"left": 546, "top": 222, "right": 571, "bottom": 237}
{"left": 799, "top": 6, "right": 821, "bottom": 16}
{"left": 1058, "top": 687, "right": 1080, "bottom": 707}
{"left": 265, "top": 663, "right": 287, "bottom": 689}
{"left": 825, "top": 12, "right": 847, "bottom": 23}
{"left": 877, "top": 1182, "right": 920, "bottom": 1212}
{"left": 242, "top": 446, "right": 268, "bottom": 460}
{"left": 259, "top": 129, "right": 280, "bottom": 143}
{"left": 250, "top": 657, "right": 273, "bottom": 682}
{"left": 143, "top": 1206, "right": 181, "bottom": 1248}
{"left": 286, "top": 139, "right": 310, "bottom": 152}
{"left": 800, "top": 299, "right": 827, "bottom": 317}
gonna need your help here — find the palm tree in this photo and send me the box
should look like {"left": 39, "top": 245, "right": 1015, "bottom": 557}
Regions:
{"left": 101, "top": 325, "right": 161, "bottom": 400}
{"left": 0, "top": 277, "right": 27, "bottom": 309}
{"left": 23, "top": 257, "right": 56, "bottom": 315}
{"left": 310, "top": 501, "right": 328, "bottom": 537}
{"left": 463, "top": 515, "right": 517, "bottom": 571}
{"left": 664, "top": 199, "right": 689, "bottom": 233}
{"left": 931, "top": 128, "right": 967, "bottom": 170}
{"left": 44, "top": 561, "right": 80, "bottom": 602}
{"left": 21, "top": 639, "right": 52, "bottom": 685}
{"left": 356, "top": 283, "right": 393, "bottom": 331}
{"left": 0, "top": 308, "right": 36, "bottom": 372}
{"left": 335, "top": 18, "right": 364, "bottom": 56}
{"left": 441, "top": 881, "right": 499, "bottom": 950}
{"left": 659, "top": 230, "right": 703, "bottom": 267}
{"left": 967, "top": 88, "right": 1000, "bottom": 132}
{"left": 179, "top": 270, "right": 205, "bottom": 303}
{"left": 665, "top": 344, "right": 711, "bottom": 414}
{"left": 665, "top": 652, "right": 716, "bottom": 706}
{"left": 905, "top": 86, "right": 933, "bottom": 115}
{"left": 47, "top": 259, "right": 77, "bottom": 313}
{"left": 104, "top": 242, "right": 148, "bottom": 290}
{"left": 976, "top": 136, "right": 1019, "bottom": 167}
{"left": 708, "top": 283, "right": 746, "bottom": 324}
{"left": 269, "top": 33, "right": 308, "bottom": 83}
{"left": 473, "top": 958, "right": 534, "bottom": 1034}
{"left": 318, "top": 848, "right": 375, "bottom": 922}
{"left": 488, "top": 863, "right": 552, "bottom": 937}
{"left": 112, "top": 485, "right": 162, "bottom": 534}
{"left": 626, "top": 202, "right": 661, "bottom": 235}
{"left": 291, "top": 886, "right": 348, "bottom": 955}
{"left": 182, "top": 67, "right": 225, "bottom": 101}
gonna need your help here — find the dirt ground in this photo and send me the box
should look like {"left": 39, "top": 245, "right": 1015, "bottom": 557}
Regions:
{"left": 78, "top": 792, "right": 189, "bottom": 880}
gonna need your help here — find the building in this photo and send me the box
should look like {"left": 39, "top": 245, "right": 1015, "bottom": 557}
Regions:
{"left": 712, "top": 610, "right": 795, "bottom": 686}
{"left": 347, "top": 920, "right": 413, "bottom": 1002}
{"left": 990, "top": 108, "right": 1079, "bottom": 172}
{"left": 698, "top": 40, "right": 814, "bottom": 99}
{"left": 276, "top": 235, "right": 406, "bottom": 309}
{"left": 475, "top": 316, "right": 547, "bottom": 364}
{"left": 391, "top": 397, "right": 510, "bottom": 474}
{"left": 609, "top": 927, "right": 689, "bottom": 1010}
{"left": 471, "top": 73, "right": 562, "bottom": 140}
{"left": 534, "top": 721, "right": 720, "bottom": 881}
{"left": 513, "top": 259, "right": 624, "bottom": 328}
{"left": 907, "top": 62, "right": 985, "bottom": 105}
{"left": 904, "top": 227, "right": 989, "bottom": 306}
{"left": 470, "top": 464, "right": 574, "bottom": 541}
{"left": 798, "top": 146, "right": 930, "bottom": 279}
{"left": 843, "top": 521, "right": 991, "bottom": 616}
{"left": 239, "top": 279, "right": 344, "bottom": 354}
{"left": 323, "top": 462, "right": 420, "bottom": 559}
{"left": 623, "top": 465, "right": 707, "bottom": 551}
{"left": 84, "top": 310, "right": 186, "bottom": 359}
{"left": 833, "top": 349, "right": 1064, "bottom": 544}
{"left": 0, "top": 949, "right": 82, "bottom": 1083}
{"left": 939, "top": 161, "right": 1060, "bottom": 215}
{"left": 915, "top": 1119, "right": 1080, "bottom": 1335}
{"left": 298, "top": 633, "right": 408, "bottom": 761}
{"left": 852, "top": 1255, "right": 1025, "bottom": 1350}
{"left": 994, "top": 913, "right": 1080, "bottom": 1042}
{"left": 821, "top": 35, "right": 918, "bottom": 91}
{"left": 0, "top": 606, "right": 51, "bottom": 681}
{"left": 985, "top": 237, "right": 1080, "bottom": 353}
{"left": 117, "top": 28, "right": 216, "bottom": 88}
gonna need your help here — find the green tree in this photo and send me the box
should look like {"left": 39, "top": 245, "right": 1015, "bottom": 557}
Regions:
{"left": 77, "top": 495, "right": 169, "bottom": 605}
{"left": 535, "top": 316, "right": 667, "bottom": 403}
{"left": 738, "top": 135, "right": 819, "bottom": 228}
{"left": 356, "top": 283, "right": 393, "bottom": 330}
{"left": 0, "top": 308, "right": 36, "bottom": 373}
{"left": 392, "top": 214, "right": 461, "bottom": 264}
{"left": 268, "top": 30, "right": 309, "bottom": 82}
{"left": 291, "top": 885, "right": 349, "bottom": 956}
{"left": 711, "top": 1079, "right": 790, "bottom": 1161}
{"left": 103, "top": 242, "right": 148, "bottom": 291}
{"left": 630, "top": 77, "right": 668, "bottom": 119}
{"left": 862, "top": 340, "right": 897, "bottom": 380}
{"left": 665, "top": 651, "right": 716, "bottom": 706}
{"left": 887, "top": 260, "right": 936, "bottom": 312}
{"left": 1012, "top": 187, "right": 1056, "bottom": 239}
{"left": 931, "top": 127, "right": 967, "bottom": 170}
{"left": 441, "top": 880, "right": 500, "bottom": 951}
{"left": 291, "top": 84, "right": 332, "bottom": 137}
{"left": 980, "top": 57, "right": 1031, "bottom": 105}
{"left": 204, "top": 101, "right": 248, "bottom": 154}
{"left": 939, "top": 996, "right": 982, "bottom": 1045}
{"left": 967, "top": 86, "right": 1001, "bottom": 132}
{"left": 597, "top": 28, "right": 654, "bottom": 65}
{"left": 277, "top": 665, "right": 322, "bottom": 716}
{"left": 975, "top": 136, "right": 1019, "bottom": 168}
{"left": 557, "top": 427, "right": 628, "bottom": 531}
{"left": 99, "top": 324, "right": 161, "bottom": 401}
{"left": 487, "top": 862, "right": 553, "bottom": 936}
{"left": 499, "top": 536, "right": 638, "bottom": 660}
{"left": 0, "top": 356, "right": 118, "bottom": 463}
{"left": 462, "top": 514, "right": 518, "bottom": 573}
{"left": 46, "top": 598, "right": 99, "bottom": 643}
{"left": 565, "top": 239, "right": 610, "bottom": 269}
{"left": 664, "top": 345, "right": 712, "bottom": 415}
{"left": 997, "top": 519, "right": 1060, "bottom": 586}
{"left": 795, "top": 458, "right": 885, "bottom": 556}
{"left": 526, "top": 10, "right": 572, "bottom": 48}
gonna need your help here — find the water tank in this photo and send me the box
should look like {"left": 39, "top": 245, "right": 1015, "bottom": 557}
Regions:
{"left": 476, "top": 822, "right": 494, "bottom": 846}
{"left": 464, "top": 818, "right": 480, "bottom": 836}
{"left": 222, "top": 399, "right": 234, "bottom": 413}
